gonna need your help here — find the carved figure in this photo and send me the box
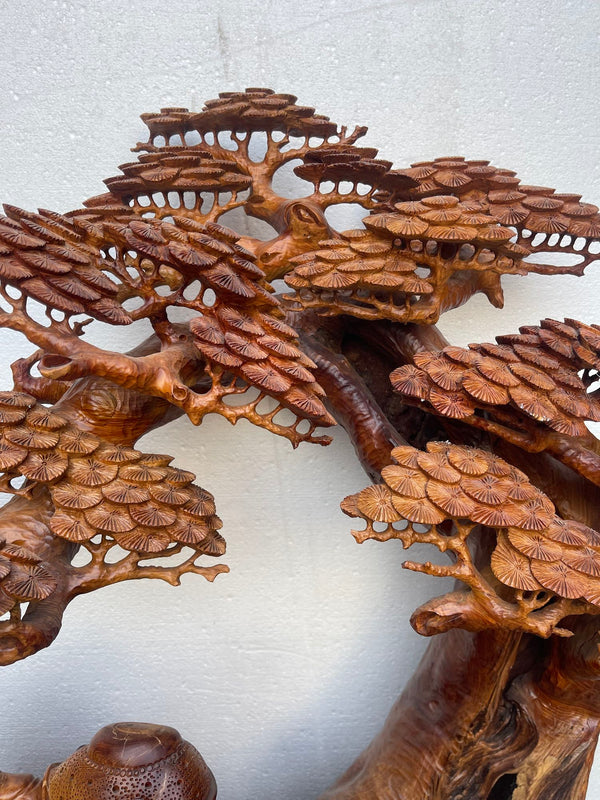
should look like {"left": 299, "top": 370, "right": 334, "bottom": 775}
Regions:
{"left": 1, "top": 87, "right": 600, "bottom": 798}
{"left": 0, "top": 722, "right": 216, "bottom": 799}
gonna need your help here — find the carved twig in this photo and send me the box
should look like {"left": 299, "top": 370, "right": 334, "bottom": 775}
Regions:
{"left": 70, "top": 540, "right": 229, "bottom": 595}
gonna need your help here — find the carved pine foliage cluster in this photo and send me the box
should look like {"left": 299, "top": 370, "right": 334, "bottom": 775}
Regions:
{"left": 392, "top": 319, "right": 600, "bottom": 433}
{"left": 389, "top": 317, "right": 600, "bottom": 493}
{"left": 343, "top": 443, "right": 600, "bottom": 636}
{"left": 377, "top": 156, "right": 600, "bottom": 274}
{"left": 284, "top": 196, "right": 528, "bottom": 322}
{"left": 142, "top": 89, "right": 340, "bottom": 142}
{"left": 0, "top": 391, "right": 224, "bottom": 620}
{"left": 0, "top": 206, "right": 333, "bottom": 444}
{"left": 0, "top": 207, "right": 131, "bottom": 324}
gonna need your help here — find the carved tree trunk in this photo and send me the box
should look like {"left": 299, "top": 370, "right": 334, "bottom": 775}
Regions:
{"left": 321, "top": 618, "right": 600, "bottom": 800}
{"left": 301, "top": 317, "right": 600, "bottom": 800}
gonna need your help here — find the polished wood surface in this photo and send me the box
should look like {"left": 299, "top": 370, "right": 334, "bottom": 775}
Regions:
{"left": 1, "top": 88, "right": 599, "bottom": 798}
{"left": 0, "top": 722, "right": 216, "bottom": 800}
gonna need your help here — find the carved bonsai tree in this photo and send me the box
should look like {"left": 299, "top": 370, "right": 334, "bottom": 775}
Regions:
{"left": 1, "top": 87, "right": 600, "bottom": 800}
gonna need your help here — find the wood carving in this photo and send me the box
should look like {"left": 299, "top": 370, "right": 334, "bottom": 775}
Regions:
{"left": 0, "top": 721, "right": 216, "bottom": 799}
{"left": 2, "top": 87, "right": 600, "bottom": 798}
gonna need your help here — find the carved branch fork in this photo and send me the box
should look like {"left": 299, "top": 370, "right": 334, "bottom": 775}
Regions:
{"left": 1, "top": 88, "right": 600, "bottom": 799}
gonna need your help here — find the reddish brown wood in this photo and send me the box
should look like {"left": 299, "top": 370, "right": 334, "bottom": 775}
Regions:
{"left": 0, "top": 722, "right": 216, "bottom": 799}
{"left": 0, "top": 87, "right": 600, "bottom": 799}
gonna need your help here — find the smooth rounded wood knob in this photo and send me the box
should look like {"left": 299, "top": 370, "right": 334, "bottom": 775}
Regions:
{"left": 88, "top": 722, "right": 183, "bottom": 768}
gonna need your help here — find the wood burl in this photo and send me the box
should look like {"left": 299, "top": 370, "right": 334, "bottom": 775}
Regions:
{"left": 0, "top": 722, "right": 216, "bottom": 799}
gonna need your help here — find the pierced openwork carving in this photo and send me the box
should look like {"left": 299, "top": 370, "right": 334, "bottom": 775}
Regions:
{"left": 343, "top": 441, "right": 600, "bottom": 638}
{"left": 1, "top": 87, "right": 600, "bottom": 799}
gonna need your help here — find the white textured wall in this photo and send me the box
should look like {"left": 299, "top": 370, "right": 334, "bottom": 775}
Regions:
{"left": 0, "top": 1, "right": 599, "bottom": 797}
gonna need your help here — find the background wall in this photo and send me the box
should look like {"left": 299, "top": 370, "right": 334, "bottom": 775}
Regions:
{"left": 0, "top": 1, "right": 599, "bottom": 797}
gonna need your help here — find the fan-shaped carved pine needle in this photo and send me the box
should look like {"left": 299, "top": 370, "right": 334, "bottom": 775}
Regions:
{"left": 416, "top": 452, "right": 461, "bottom": 483}
{"left": 128, "top": 504, "right": 179, "bottom": 528}
{"left": 20, "top": 452, "right": 68, "bottom": 482}
{"left": 391, "top": 495, "right": 446, "bottom": 525}
{"left": 356, "top": 484, "right": 401, "bottom": 523}
{"left": 390, "top": 366, "right": 430, "bottom": 399}
{"left": 50, "top": 513, "right": 97, "bottom": 542}
{"left": 446, "top": 447, "right": 489, "bottom": 476}
{"left": 170, "top": 519, "right": 211, "bottom": 545}
{"left": 425, "top": 482, "right": 476, "bottom": 517}
{"left": 100, "top": 445, "right": 141, "bottom": 464}
{"left": 429, "top": 388, "right": 475, "bottom": 418}
{"left": 491, "top": 533, "right": 542, "bottom": 591}
{"left": 114, "top": 529, "right": 171, "bottom": 553}
{"left": 102, "top": 482, "right": 151, "bottom": 504}
{"left": 0, "top": 443, "right": 27, "bottom": 470}
{"left": 120, "top": 463, "right": 168, "bottom": 483}
{"left": 561, "top": 548, "right": 600, "bottom": 578}
{"left": 507, "top": 529, "right": 564, "bottom": 562}
{"left": 5, "top": 428, "right": 59, "bottom": 449}
{"left": 0, "top": 408, "right": 27, "bottom": 424}
{"left": 58, "top": 429, "right": 100, "bottom": 455}
{"left": 52, "top": 484, "right": 103, "bottom": 509}
{"left": 530, "top": 561, "right": 588, "bottom": 599}
{"left": 463, "top": 475, "right": 512, "bottom": 506}
{"left": 3, "top": 564, "right": 57, "bottom": 601}
{"left": 68, "top": 459, "right": 119, "bottom": 487}
{"left": 425, "top": 360, "right": 466, "bottom": 392}
{"left": 380, "top": 465, "right": 427, "bottom": 498}
{"left": 85, "top": 506, "right": 136, "bottom": 533}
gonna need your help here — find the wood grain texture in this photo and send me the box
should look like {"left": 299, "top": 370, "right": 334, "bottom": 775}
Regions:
{"left": 0, "top": 722, "right": 216, "bottom": 800}
{"left": 0, "top": 88, "right": 599, "bottom": 799}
